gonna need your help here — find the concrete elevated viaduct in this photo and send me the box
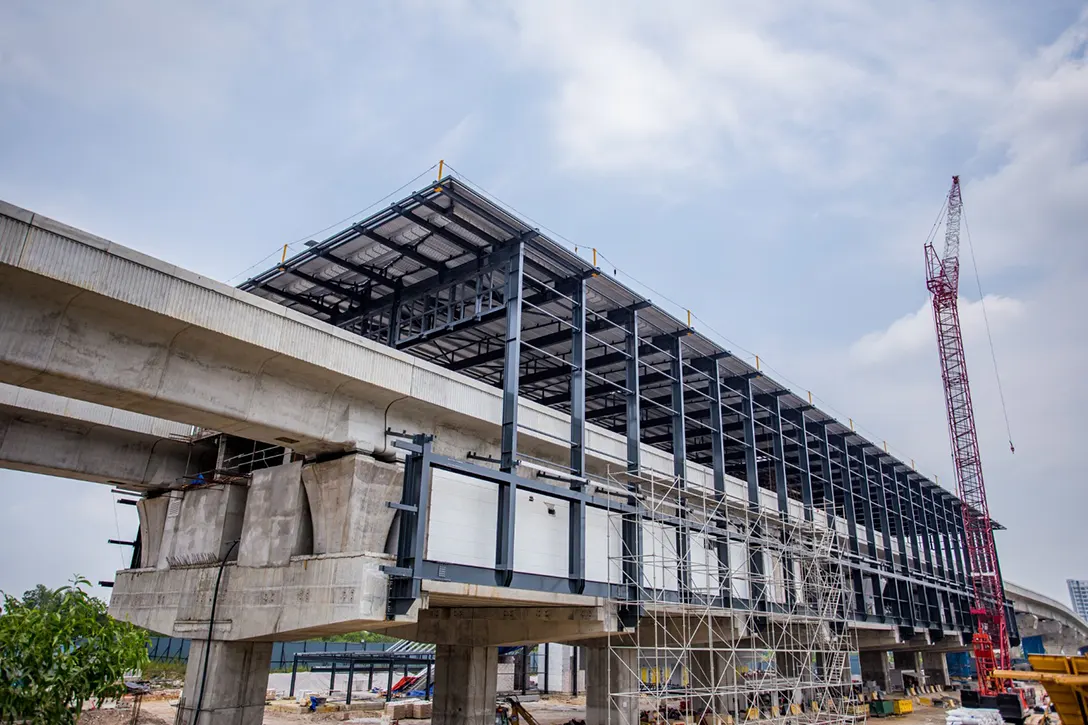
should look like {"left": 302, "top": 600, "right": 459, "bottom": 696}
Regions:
{"left": 1006, "top": 582, "right": 1088, "bottom": 655}
{"left": 0, "top": 183, "right": 992, "bottom": 724}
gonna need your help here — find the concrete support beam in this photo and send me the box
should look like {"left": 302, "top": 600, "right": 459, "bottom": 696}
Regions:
{"left": 0, "top": 384, "right": 214, "bottom": 489}
{"left": 384, "top": 606, "right": 614, "bottom": 647}
{"left": 178, "top": 639, "right": 272, "bottom": 725}
{"left": 432, "top": 644, "right": 498, "bottom": 725}
{"left": 585, "top": 646, "right": 639, "bottom": 725}
{"left": 111, "top": 458, "right": 395, "bottom": 640}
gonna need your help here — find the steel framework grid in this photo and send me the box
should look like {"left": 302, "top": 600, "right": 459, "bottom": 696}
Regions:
{"left": 239, "top": 174, "right": 986, "bottom": 638}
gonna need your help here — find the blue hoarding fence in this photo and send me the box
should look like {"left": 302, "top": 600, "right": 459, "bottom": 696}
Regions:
{"left": 148, "top": 637, "right": 395, "bottom": 669}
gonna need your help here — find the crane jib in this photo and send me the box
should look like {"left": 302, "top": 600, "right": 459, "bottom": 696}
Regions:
{"left": 925, "top": 175, "right": 1011, "bottom": 696}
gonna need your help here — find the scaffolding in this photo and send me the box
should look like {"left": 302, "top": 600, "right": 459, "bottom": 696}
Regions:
{"left": 605, "top": 468, "right": 863, "bottom": 725}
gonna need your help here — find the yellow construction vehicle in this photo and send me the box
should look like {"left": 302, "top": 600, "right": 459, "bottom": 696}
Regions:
{"left": 992, "top": 654, "right": 1088, "bottom": 725}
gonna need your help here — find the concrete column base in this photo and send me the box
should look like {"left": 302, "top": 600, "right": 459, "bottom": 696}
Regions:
{"left": 921, "top": 651, "right": 949, "bottom": 686}
{"left": 691, "top": 650, "right": 733, "bottom": 717}
{"left": 433, "top": 644, "right": 498, "bottom": 725}
{"left": 585, "top": 646, "right": 639, "bottom": 725}
{"left": 859, "top": 650, "right": 890, "bottom": 691}
{"left": 178, "top": 640, "right": 272, "bottom": 725}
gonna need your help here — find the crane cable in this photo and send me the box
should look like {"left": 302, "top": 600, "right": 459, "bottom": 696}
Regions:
{"left": 961, "top": 202, "right": 1016, "bottom": 454}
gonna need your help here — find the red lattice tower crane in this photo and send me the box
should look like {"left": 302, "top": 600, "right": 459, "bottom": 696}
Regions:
{"left": 924, "top": 176, "right": 1011, "bottom": 695}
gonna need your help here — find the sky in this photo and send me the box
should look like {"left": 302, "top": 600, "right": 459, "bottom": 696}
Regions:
{"left": 0, "top": 0, "right": 1085, "bottom": 608}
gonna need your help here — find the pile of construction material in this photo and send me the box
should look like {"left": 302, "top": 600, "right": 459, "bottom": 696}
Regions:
{"left": 945, "top": 708, "right": 1005, "bottom": 725}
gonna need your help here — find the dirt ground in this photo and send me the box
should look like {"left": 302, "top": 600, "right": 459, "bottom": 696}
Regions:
{"left": 78, "top": 708, "right": 172, "bottom": 725}
{"left": 124, "top": 694, "right": 1012, "bottom": 725}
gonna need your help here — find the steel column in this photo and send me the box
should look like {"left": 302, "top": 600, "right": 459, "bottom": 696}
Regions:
{"left": 625, "top": 311, "right": 641, "bottom": 473}
{"left": 497, "top": 243, "right": 524, "bottom": 586}
{"left": 500, "top": 242, "right": 524, "bottom": 472}
{"left": 670, "top": 336, "right": 691, "bottom": 601}
{"left": 796, "top": 413, "right": 814, "bottom": 522}
{"left": 885, "top": 462, "right": 916, "bottom": 627}
{"left": 621, "top": 310, "right": 642, "bottom": 621}
{"left": 701, "top": 357, "right": 731, "bottom": 601}
{"left": 854, "top": 445, "right": 887, "bottom": 621}
{"left": 740, "top": 376, "right": 766, "bottom": 612}
{"left": 770, "top": 397, "right": 789, "bottom": 515}
{"left": 568, "top": 278, "right": 587, "bottom": 594}
{"left": 832, "top": 433, "right": 867, "bottom": 618}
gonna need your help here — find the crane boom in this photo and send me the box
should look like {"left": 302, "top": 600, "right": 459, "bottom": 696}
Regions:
{"left": 924, "top": 176, "right": 1011, "bottom": 695}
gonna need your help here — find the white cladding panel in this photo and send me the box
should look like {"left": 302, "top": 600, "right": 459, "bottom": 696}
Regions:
{"left": 584, "top": 507, "right": 623, "bottom": 584}
{"left": 690, "top": 533, "right": 720, "bottom": 595}
{"left": 642, "top": 521, "right": 680, "bottom": 592}
{"left": 425, "top": 467, "right": 619, "bottom": 583}
{"left": 425, "top": 467, "right": 497, "bottom": 567}
{"left": 729, "top": 540, "right": 749, "bottom": 599}
{"left": 513, "top": 489, "right": 569, "bottom": 578}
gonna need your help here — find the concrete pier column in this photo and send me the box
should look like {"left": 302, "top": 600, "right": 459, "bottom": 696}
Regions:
{"left": 921, "top": 651, "right": 949, "bottom": 686}
{"left": 859, "top": 650, "right": 890, "bottom": 691}
{"left": 691, "top": 649, "right": 733, "bottom": 717}
{"left": 585, "top": 646, "right": 639, "bottom": 725}
{"left": 775, "top": 648, "right": 807, "bottom": 706}
{"left": 178, "top": 640, "right": 272, "bottom": 725}
{"left": 893, "top": 650, "right": 924, "bottom": 688}
{"left": 432, "top": 644, "right": 498, "bottom": 725}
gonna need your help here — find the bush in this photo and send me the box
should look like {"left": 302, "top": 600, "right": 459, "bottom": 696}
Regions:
{"left": 0, "top": 578, "right": 149, "bottom": 724}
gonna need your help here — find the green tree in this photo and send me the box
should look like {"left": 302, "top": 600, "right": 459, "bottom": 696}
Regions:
{"left": 19, "top": 585, "right": 62, "bottom": 612}
{"left": 0, "top": 577, "right": 149, "bottom": 724}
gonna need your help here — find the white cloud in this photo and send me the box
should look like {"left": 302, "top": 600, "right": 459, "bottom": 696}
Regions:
{"left": 850, "top": 294, "right": 1025, "bottom": 366}
{"left": 449, "top": 0, "right": 1028, "bottom": 182}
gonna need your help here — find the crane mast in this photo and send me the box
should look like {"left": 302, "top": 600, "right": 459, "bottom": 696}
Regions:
{"left": 924, "top": 176, "right": 1010, "bottom": 694}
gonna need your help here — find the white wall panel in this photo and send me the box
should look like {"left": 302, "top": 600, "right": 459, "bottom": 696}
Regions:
{"left": 642, "top": 521, "right": 679, "bottom": 592}
{"left": 585, "top": 507, "right": 623, "bottom": 584}
{"left": 729, "top": 540, "right": 749, "bottom": 599}
{"left": 425, "top": 468, "right": 497, "bottom": 567}
{"left": 689, "top": 533, "right": 720, "bottom": 596}
{"left": 513, "top": 490, "right": 568, "bottom": 578}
